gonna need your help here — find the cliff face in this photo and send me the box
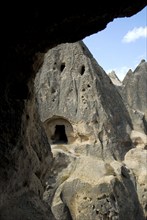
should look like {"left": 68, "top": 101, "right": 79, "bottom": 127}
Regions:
{"left": 35, "top": 41, "right": 147, "bottom": 220}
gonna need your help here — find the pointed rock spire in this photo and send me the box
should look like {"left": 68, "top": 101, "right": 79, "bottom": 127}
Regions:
{"left": 35, "top": 41, "right": 132, "bottom": 160}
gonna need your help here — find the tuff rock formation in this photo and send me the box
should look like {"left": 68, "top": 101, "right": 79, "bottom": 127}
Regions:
{"left": 1, "top": 2, "right": 147, "bottom": 220}
{"left": 109, "top": 60, "right": 147, "bottom": 146}
{"left": 35, "top": 41, "right": 133, "bottom": 161}
{"left": 109, "top": 60, "right": 147, "bottom": 137}
{"left": 108, "top": 60, "right": 147, "bottom": 220}
{"left": 35, "top": 41, "right": 147, "bottom": 220}
{"left": 108, "top": 71, "right": 122, "bottom": 87}
{"left": 121, "top": 60, "right": 147, "bottom": 134}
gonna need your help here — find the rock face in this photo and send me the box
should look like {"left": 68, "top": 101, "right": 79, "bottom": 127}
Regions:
{"left": 121, "top": 60, "right": 147, "bottom": 134}
{"left": 108, "top": 60, "right": 147, "bottom": 219}
{"left": 35, "top": 41, "right": 132, "bottom": 161}
{"left": 109, "top": 60, "right": 147, "bottom": 146}
{"left": 0, "top": 88, "right": 55, "bottom": 220}
{"left": 35, "top": 41, "right": 147, "bottom": 219}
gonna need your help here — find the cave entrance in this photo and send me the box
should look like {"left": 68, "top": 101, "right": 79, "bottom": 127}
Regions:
{"left": 52, "top": 125, "right": 68, "bottom": 144}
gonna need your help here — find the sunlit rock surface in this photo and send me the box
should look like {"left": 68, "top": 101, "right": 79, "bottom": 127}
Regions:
{"left": 35, "top": 41, "right": 146, "bottom": 219}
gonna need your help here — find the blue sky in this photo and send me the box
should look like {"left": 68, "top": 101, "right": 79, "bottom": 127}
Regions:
{"left": 83, "top": 6, "right": 147, "bottom": 81}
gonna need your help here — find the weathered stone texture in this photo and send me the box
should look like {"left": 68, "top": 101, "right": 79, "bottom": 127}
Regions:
{"left": 0, "top": 84, "right": 54, "bottom": 219}
{"left": 35, "top": 41, "right": 147, "bottom": 219}
{"left": 35, "top": 41, "right": 132, "bottom": 161}
{"left": 121, "top": 60, "right": 147, "bottom": 133}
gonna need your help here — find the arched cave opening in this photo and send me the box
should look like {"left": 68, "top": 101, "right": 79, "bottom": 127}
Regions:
{"left": 52, "top": 125, "right": 68, "bottom": 144}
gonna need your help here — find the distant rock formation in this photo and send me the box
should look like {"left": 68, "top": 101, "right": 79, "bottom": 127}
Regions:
{"left": 35, "top": 41, "right": 147, "bottom": 219}
{"left": 121, "top": 60, "right": 147, "bottom": 134}
{"left": 109, "top": 60, "right": 147, "bottom": 143}
{"left": 108, "top": 71, "right": 122, "bottom": 86}
{"left": 108, "top": 60, "right": 147, "bottom": 220}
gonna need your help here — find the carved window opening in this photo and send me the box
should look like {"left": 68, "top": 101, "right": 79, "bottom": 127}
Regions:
{"left": 52, "top": 125, "right": 68, "bottom": 144}
{"left": 60, "top": 63, "right": 65, "bottom": 72}
{"left": 80, "top": 65, "right": 85, "bottom": 75}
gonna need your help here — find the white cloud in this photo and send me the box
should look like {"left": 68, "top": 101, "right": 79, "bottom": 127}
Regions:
{"left": 122, "top": 26, "right": 147, "bottom": 43}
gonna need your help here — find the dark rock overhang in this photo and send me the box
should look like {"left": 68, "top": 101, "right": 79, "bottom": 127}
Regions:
{"left": 4, "top": 2, "right": 147, "bottom": 53}
{"left": 2, "top": 2, "right": 146, "bottom": 98}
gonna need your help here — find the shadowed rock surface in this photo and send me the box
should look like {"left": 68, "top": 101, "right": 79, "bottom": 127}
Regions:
{"left": 109, "top": 60, "right": 147, "bottom": 145}
{"left": 1, "top": 2, "right": 147, "bottom": 220}
{"left": 35, "top": 41, "right": 147, "bottom": 219}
